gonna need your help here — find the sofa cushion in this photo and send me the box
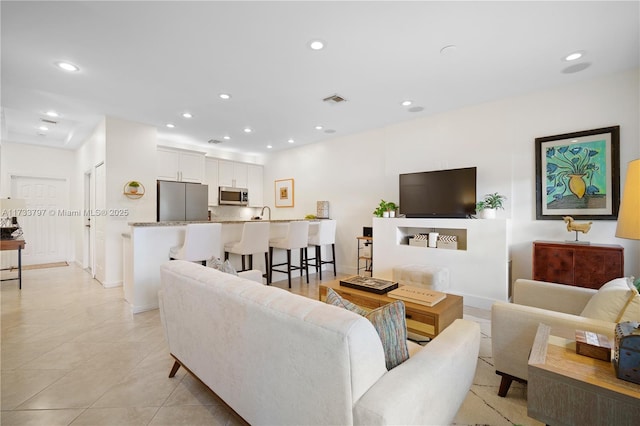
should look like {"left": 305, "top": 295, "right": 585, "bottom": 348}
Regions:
{"left": 326, "top": 288, "right": 409, "bottom": 370}
{"left": 581, "top": 277, "right": 640, "bottom": 322}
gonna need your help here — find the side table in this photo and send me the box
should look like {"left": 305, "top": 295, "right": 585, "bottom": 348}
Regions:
{"left": 0, "top": 238, "right": 26, "bottom": 289}
{"left": 528, "top": 323, "right": 640, "bottom": 425}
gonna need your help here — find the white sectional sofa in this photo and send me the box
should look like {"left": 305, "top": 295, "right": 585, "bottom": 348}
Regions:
{"left": 159, "top": 260, "right": 481, "bottom": 425}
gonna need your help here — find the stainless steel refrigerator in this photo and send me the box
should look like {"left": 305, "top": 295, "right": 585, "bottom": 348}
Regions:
{"left": 157, "top": 180, "right": 209, "bottom": 221}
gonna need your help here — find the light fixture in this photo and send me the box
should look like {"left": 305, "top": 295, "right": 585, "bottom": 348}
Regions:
{"left": 401, "top": 100, "right": 413, "bottom": 107}
{"left": 564, "top": 51, "right": 584, "bottom": 61}
{"left": 314, "top": 125, "right": 323, "bottom": 130}
{"left": 615, "top": 158, "right": 640, "bottom": 240}
{"left": 182, "top": 112, "right": 193, "bottom": 118}
{"left": 45, "top": 111, "right": 59, "bottom": 117}
{"left": 38, "top": 125, "right": 48, "bottom": 131}
{"left": 440, "top": 45, "right": 457, "bottom": 56}
{"left": 219, "top": 93, "right": 231, "bottom": 100}
{"left": 166, "top": 123, "right": 176, "bottom": 128}
{"left": 267, "top": 145, "right": 273, "bottom": 149}
{"left": 309, "top": 40, "right": 325, "bottom": 50}
{"left": 288, "top": 139, "right": 294, "bottom": 144}
{"left": 223, "top": 136, "right": 231, "bottom": 140}
{"left": 243, "top": 127, "right": 253, "bottom": 133}
{"left": 55, "top": 61, "right": 80, "bottom": 72}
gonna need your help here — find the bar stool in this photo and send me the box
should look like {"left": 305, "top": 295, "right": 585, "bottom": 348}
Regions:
{"left": 305, "top": 219, "right": 337, "bottom": 280}
{"left": 269, "top": 221, "right": 309, "bottom": 288}
{"left": 224, "top": 221, "right": 271, "bottom": 283}
{"left": 169, "top": 223, "right": 222, "bottom": 265}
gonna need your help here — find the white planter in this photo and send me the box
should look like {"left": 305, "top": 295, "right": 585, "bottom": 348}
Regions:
{"left": 383, "top": 211, "right": 390, "bottom": 218}
{"left": 389, "top": 210, "right": 396, "bottom": 218}
{"left": 479, "top": 208, "right": 497, "bottom": 219}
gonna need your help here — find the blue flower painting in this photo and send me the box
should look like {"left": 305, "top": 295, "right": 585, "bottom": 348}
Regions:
{"left": 545, "top": 139, "right": 607, "bottom": 209}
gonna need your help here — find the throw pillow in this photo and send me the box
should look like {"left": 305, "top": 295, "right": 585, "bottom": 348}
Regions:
{"left": 210, "top": 258, "right": 238, "bottom": 276}
{"left": 581, "top": 277, "right": 639, "bottom": 322}
{"left": 325, "top": 288, "right": 409, "bottom": 370}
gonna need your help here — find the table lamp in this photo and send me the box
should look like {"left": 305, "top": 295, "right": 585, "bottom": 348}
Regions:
{"left": 0, "top": 198, "right": 26, "bottom": 239}
{"left": 615, "top": 158, "right": 640, "bottom": 289}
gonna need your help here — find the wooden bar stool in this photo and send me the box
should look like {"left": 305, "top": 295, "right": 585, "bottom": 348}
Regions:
{"left": 305, "top": 219, "right": 336, "bottom": 280}
{"left": 224, "top": 221, "right": 271, "bottom": 283}
{"left": 269, "top": 221, "right": 309, "bottom": 288}
{"left": 169, "top": 223, "right": 222, "bottom": 265}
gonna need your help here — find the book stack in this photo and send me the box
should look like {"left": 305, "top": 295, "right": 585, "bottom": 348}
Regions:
{"left": 388, "top": 285, "right": 447, "bottom": 307}
{"left": 339, "top": 276, "right": 398, "bottom": 294}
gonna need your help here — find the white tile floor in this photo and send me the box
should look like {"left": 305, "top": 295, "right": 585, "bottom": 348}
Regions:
{"left": 1, "top": 264, "right": 542, "bottom": 425}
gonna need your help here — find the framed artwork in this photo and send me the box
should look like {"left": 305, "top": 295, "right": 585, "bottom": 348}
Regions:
{"left": 535, "top": 126, "right": 620, "bottom": 220}
{"left": 275, "top": 178, "right": 294, "bottom": 208}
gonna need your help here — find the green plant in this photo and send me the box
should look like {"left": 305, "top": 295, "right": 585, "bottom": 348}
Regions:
{"left": 476, "top": 192, "right": 506, "bottom": 211}
{"left": 373, "top": 199, "right": 399, "bottom": 217}
{"left": 128, "top": 181, "right": 140, "bottom": 188}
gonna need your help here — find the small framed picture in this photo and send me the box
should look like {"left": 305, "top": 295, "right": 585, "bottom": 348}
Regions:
{"left": 275, "top": 178, "right": 294, "bottom": 208}
{"left": 535, "top": 126, "right": 620, "bottom": 220}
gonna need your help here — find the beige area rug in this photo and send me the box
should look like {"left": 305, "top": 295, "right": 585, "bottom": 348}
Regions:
{"left": 22, "top": 261, "right": 69, "bottom": 270}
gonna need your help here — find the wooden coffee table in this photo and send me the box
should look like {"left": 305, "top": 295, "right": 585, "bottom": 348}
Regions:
{"left": 528, "top": 323, "right": 640, "bottom": 425}
{"left": 319, "top": 280, "right": 463, "bottom": 339}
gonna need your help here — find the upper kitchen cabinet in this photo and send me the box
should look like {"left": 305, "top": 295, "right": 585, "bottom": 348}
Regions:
{"left": 204, "top": 158, "right": 219, "bottom": 206}
{"left": 157, "top": 147, "right": 205, "bottom": 183}
{"left": 247, "top": 164, "right": 264, "bottom": 207}
{"left": 219, "top": 160, "right": 248, "bottom": 188}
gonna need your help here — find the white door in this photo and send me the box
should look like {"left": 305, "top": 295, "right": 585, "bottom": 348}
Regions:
{"left": 10, "top": 175, "right": 68, "bottom": 265}
{"left": 94, "top": 162, "right": 106, "bottom": 284}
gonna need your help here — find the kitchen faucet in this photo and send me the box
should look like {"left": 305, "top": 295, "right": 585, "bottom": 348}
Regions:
{"left": 261, "top": 206, "right": 271, "bottom": 221}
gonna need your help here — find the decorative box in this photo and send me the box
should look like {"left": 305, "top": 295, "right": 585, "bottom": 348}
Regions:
{"left": 613, "top": 321, "right": 640, "bottom": 385}
{"left": 575, "top": 330, "right": 611, "bottom": 361}
{"left": 436, "top": 235, "right": 458, "bottom": 250}
{"left": 409, "top": 234, "right": 429, "bottom": 247}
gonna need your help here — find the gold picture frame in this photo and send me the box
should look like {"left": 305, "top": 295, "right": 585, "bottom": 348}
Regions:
{"left": 275, "top": 178, "right": 294, "bottom": 208}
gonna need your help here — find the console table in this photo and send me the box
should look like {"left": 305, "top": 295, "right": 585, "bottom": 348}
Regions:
{"left": 528, "top": 323, "right": 640, "bottom": 425}
{"left": 0, "top": 238, "right": 26, "bottom": 289}
{"left": 532, "top": 241, "right": 624, "bottom": 289}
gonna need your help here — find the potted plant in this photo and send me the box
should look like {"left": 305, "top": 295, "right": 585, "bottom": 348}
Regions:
{"left": 373, "top": 199, "right": 399, "bottom": 218}
{"left": 476, "top": 192, "right": 506, "bottom": 219}
{"left": 128, "top": 181, "right": 141, "bottom": 194}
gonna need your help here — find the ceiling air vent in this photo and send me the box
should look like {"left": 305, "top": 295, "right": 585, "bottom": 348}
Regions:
{"left": 40, "top": 118, "right": 57, "bottom": 125}
{"left": 323, "top": 94, "right": 347, "bottom": 105}
{"left": 208, "top": 139, "right": 222, "bottom": 144}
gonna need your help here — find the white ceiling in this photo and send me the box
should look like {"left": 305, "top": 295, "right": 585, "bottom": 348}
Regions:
{"left": 2, "top": 1, "right": 639, "bottom": 155}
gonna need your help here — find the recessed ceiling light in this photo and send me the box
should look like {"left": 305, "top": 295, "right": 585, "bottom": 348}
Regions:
{"left": 55, "top": 61, "right": 80, "bottom": 72}
{"left": 38, "top": 125, "right": 49, "bottom": 131}
{"left": 166, "top": 123, "right": 176, "bottom": 128}
{"left": 223, "top": 136, "right": 231, "bottom": 140}
{"left": 267, "top": 145, "right": 273, "bottom": 149}
{"left": 440, "top": 45, "right": 457, "bottom": 56}
{"left": 45, "top": 111, "right": 59, "bottom": 117}
{"left": 244, "top": 127, "right": 253, "bottom": 133}
{"left": 564, "top": 51, "right": 584, "bottom": 61}
{"left": 309, "top": 40, "right": 325, "bottom": 50}
{"left": 182, "top": 112, "right": 193, "bottom": 118}
{"left": 288, "top": 139, "right": 294, "bottom": 144}
{"left": 314, "top": 125, "right": 323, "bottom": 130}
{"left": 219, "top": 93, "right": 231, "bottom": 100}
{"left": 401, "top": 100, "right": 413, "bottom": 107}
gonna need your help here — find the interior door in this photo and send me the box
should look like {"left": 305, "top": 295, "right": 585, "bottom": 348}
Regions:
{"left": 94, "top": 162, "right": 106, "bottom": 284}
{"left": 10, "top": 175, "right": 68, "bottom": 265}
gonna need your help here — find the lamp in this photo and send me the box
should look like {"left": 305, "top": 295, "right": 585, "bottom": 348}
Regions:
{"left": 616, "top": 159, "right": 640, "bottom": 240}
{"left": 0, "top": 198, "right": 26, "bottom": 239}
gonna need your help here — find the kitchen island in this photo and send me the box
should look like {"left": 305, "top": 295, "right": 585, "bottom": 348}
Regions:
{"left": 123, "top": 219, "right": 316, "bottom": 313}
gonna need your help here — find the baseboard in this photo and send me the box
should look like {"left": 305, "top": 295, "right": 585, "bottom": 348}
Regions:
{"left": 130, "top": 302, "right": 159, "bottom": 314}
{"left": 101, "top": 280, "right": 123, "bottom": 289}
{"left": 448, "top": 291, "right": 499, "bottom": 310}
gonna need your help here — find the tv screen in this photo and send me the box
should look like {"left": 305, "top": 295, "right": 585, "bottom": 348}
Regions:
{"left": 399, "top": 167, "right": 477, "bottom": 218}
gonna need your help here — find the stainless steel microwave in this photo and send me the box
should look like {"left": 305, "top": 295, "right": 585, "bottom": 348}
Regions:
{"left": 219, "top": 187, "right": 249, "bottom": 206}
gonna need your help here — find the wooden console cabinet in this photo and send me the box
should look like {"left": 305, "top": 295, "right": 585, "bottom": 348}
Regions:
{"left": 532, "top": 241, "right": 624, "bottom": 289}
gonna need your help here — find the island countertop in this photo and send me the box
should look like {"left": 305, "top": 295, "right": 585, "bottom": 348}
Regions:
{"left": 128, "top": 218, "right": 316, "bottom": 227}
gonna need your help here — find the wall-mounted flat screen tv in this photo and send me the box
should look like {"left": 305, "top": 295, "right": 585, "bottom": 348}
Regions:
{"left": 399, "top": 167, "right": 477, "bottom": 218}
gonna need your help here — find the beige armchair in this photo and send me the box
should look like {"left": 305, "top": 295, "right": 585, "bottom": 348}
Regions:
{"left": 491, "top": 279, "right": 617, "bottom": 397}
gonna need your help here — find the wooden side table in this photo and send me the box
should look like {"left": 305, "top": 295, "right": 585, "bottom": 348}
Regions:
{"left": 0, "top": 238, "right": 26, "bottom": 289}
{"left": 528, "top": 323, "right": 640, "bottom": 425}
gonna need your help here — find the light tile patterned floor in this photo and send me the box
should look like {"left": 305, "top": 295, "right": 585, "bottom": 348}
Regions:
{"left": 1, "top": 264, "right": 542, "bottom": 425}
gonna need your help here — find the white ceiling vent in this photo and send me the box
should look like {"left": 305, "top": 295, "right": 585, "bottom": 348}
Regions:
{"left": 40, "top": 118, "right": 57, "bottom": 125}
{"left": 208, "top": 139, "right": 222, "bottom": 144}
{"left": 323, "top": 94, "right": 347, "bottom": 105}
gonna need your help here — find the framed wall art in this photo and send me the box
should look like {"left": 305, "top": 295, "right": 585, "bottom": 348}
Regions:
{"left": 535, "top": 126, "right": 620, "bottom": 220}
{"left": 275, "top": 178, "right": 294, "bottom": 208}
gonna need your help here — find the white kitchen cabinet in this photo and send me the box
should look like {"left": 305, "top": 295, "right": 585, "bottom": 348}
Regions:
{"left": 205, "top": 158, "right": 219, "bottom": 206}
{"left": 247, "top": 164, "right": 264, "bottom": 207}
{"left": 218, "top": 160, "right": 248, "bottom": 188}
{"left": 157, "top": 147, "right": 205, "bottom": 183}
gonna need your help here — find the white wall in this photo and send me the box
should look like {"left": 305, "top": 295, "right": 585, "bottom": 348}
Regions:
{"left": 264, "top": 69, "right": 640, "bottom": 290}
